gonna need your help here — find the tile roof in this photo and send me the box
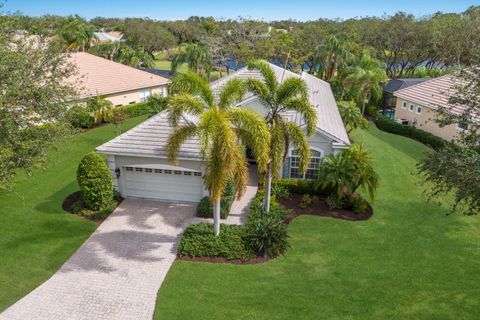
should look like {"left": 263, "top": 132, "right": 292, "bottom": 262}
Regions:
{"left": 97, "top": 62, "right": 350, "bottom": 159}
{"left": 382, "top": 78, "right": 430, "bottom": 93}
{"left": 66, "top": 52, "right": 169, "bottom": 99}
{"left": 394, "top": 75, "right": 469, "bottom": 117}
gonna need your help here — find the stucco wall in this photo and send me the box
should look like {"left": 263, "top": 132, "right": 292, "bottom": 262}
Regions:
{"left": 103, "top": 85, "right": 167, "bottom": 107}
{"left": 111, "top": 155, "right": 208, "bottom": 198}
{"left": 394, "top": 98, "right": 460, "bottom": 141}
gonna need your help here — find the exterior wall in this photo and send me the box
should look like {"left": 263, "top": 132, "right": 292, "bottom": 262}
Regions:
{"left": 104, "top": 85, "right": 167, "bottom": 107}
{"left": 241, "top": 98, "right": 268, "bottom": 117}
{"left": 394, "top": 98, "right": 460, "bottom": 141}
{"left": 111, "top": 155, "right": 208, "bottom": 198}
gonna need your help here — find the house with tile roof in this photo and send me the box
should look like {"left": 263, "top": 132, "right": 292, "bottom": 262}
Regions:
{"left": 66, "top": 52, "right": 169, "bottom": 106}
{"left": 393, "top": 75, "right": 471, "bottom": 141}
{"left": 96, "top": 63, "right": 350, "bottom": 203}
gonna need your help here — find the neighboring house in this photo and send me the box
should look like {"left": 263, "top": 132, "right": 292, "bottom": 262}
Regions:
{"left": 96, "top": 63, "right": 350, "bottom": 203}
{"left": 66, "top": 52, "right": 169, "bottom": 106}
{"left": 393, "top": 75, "right": 468, "bottom": 141}
{"left": 381, "top": 78, "right": 430, "bottom": 115}
{"left": 92, "top": 31, "right": 123, "bottom": 44}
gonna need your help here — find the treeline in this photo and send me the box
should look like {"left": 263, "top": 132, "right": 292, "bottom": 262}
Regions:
{"left": 2, "top": 6, "right": 479, "bottom": 78}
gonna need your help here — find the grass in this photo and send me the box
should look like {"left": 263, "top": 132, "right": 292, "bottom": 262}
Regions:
{"left": 154, "top": 124, "right": 480, "bottom": 319}
{"left": 0, "top": 117, "right": 146, "bottom": 312}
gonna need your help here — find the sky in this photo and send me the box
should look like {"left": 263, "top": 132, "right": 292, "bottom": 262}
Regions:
{"left": 3, "top": 0, "right": 479, "bottom": 21}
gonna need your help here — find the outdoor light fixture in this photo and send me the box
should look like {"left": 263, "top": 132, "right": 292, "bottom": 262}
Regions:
{"left": 115, "top": 168, "right": 121, "bottom": 179}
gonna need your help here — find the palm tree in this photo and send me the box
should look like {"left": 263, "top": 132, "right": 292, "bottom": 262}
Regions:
{"left": 58, "top": 18, "right": 96, "bottom": 52}
{"left": 171, "top": 43, "right": 213, "bottom": 78}
{"left": 116, "top": 46, "right": 154, "bottom": 68}
{"left": 337, "top": 101, "right": 368, "bottom": 134}
{"left": 343, "top": 51, "right": 388, "bottom": 115}
{"left": 314, "top": 35, "right": 352, "bottom": 81}
{"left": 245, "top": 60, "right": 317, "bottom": 213}
{"left": 166, "top": 72, "right": 270, "bottom": 236}
{"left": 87, "top": 95, "right": 113, "bottom": 124}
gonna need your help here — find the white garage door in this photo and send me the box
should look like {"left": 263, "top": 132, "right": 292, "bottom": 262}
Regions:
{"left": 123, "top": 166, "right": 204, "bottom": 202}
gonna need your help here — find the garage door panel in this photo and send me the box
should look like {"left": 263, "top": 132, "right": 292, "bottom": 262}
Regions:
{"left": 123, "top": 167, "right": 204, "bottom": 202}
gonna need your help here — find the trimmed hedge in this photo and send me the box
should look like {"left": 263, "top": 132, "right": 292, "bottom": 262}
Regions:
{"left": 196, "top": 196, "right": 234, "bottom": 219}
{"left": 178, "top": 223, "right": 255, "bottom": 259}
{"left": 374, "top": 115, "right": 447, "bottom": 150}
{"left": 76, "top": 152, "right": 113, "bottom": 211}
{"left": 66, "top": 105, "right": 94, "bottom": 128}
{"left": 113, "top": 102, "right": 150, "bottom": 118}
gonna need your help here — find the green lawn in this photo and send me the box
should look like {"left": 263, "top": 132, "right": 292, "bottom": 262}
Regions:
{"left": 154, "top": 124, "right": 480, "bottom": 319}
{"left": 0, "top": 117, "right": 146, "bottom": 311}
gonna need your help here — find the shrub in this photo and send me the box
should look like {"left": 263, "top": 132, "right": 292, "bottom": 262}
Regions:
{"left": 347, "top": 195, "right": 369, "bottom": 214}
{"left": 178, "top": 223, "right": 254, "bottom": 259}
{"left": 271, "top": 182, "right": 290, "bottom": 198}
{"left": 76, "top": 152, "right": 113, "bottom": 211}
{"left": 374, "top": 115, "right": 447, "bottom": 150}
{"left": 272, "top": 179, "right": 316, "bottom": 195}
{"left": 245, "top": 215, "right": 289, "bottom": 258}
{"left": 66, "top": 105, "right": 94, "bottom": 128}
{"left": 72, "top": 197, "right": 117, "bottom": 219}
{"left": 325, "top": 194, "right": 344, "bottom": 210}
{"left": 87, "top": 95, "right": 113, "bottom": 124}
{"left": 113, "top": 102, "right": 150, "bottom": 118}
{"left": 299, "top": 194, "right": 312, "bottom": 209}
{"left": 247, "top": 191, "right": 287, "bottom": 223}
{"left": 196, "top": 196, "right": 234, "bottom": 219}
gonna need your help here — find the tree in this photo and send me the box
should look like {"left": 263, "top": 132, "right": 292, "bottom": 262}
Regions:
{"left": 123, "top": 18, "right": 177, "bottom": 55}
{"left": 58, "top": 17, "right": 96, "bottom": 52}
{"left": 87, "top": 95, "right": 114, "bottom": 124}
{"left": 344, "top": 51, "right": 387, "bottom": 115}
{"left": 171, "top": 43, "right": 213, "bottom": 78}
{"left": 245, "top": 60, "right": 317, "bottom": 212}
{"left": 318, "top": 144, "right": 379, "bottom": 201}
{"left": 338, "top": 101, "right": 368, "bottom": 134}
{"left": 418, "top": 66, "right": 480, "bottom": 216}
{"left": 0, "top": 25, "right": 77, "bottom": 189}
{"left": 115, "top": 45, "right": 154, "bottom": 68}
{"left": 314, "top": 35, "right": 353, "bottom": 81}
{"left": 166, "top": 72, "right": 270, "bottom": 236}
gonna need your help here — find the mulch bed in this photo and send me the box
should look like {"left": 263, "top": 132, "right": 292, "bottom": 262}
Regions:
{"left": 62, "top": 191, "right": 122, "bottom": 224}
{"left": 177, "top": 256, "right": 269, "bottom": 265}
{"left": 279, "top": 194, "right": 373, "bottom": 223}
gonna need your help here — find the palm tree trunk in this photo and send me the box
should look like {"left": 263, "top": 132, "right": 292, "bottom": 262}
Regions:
{"left": 264, "top": 166, "right": 272, "bottom": 214}
{"left": 361, "top": 91, "right": 368, "bottom": 115}
{"left": 213, "top": 199, "right": 221, "bottom": 236}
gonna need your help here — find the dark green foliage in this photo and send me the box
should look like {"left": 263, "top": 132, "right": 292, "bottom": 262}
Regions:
{"left": 346, "top": 195, "right": 369, "bottom": 214}
{"left": 76, "top": 152, "right": 113, "bottom": 211}
{"left": 325, "top": 194, "right": 344, "bottom": 210}
{"left": 145, "top": 95, "right": 169, "bottom": 117}
{"left": 271, "top": 182, "right": 290, "bottom": 198}
{"left": 375, "top": 115, "right": 447, "bottom": 150}
{"left": 71, "top": 197, "right": 118, "bottom": 220}
{"left": 196, "top": 196, "right": 234, "bottom": 219}
{"left": 113, "top": 102, "right": 155, "bottom": 119}
{"left": 245, "top": 215, "right": 289, "bottom": 258}
{"left": 272, "top": 179, "right": 316, "bottom": 195}
{"left": 298, "top": 194, "right": 312, "bottom": 209}
{"left": 66, "top": 105, "right": 94, "bottom": 128}
{"left": 178, "top": 223, "right": 255, "bottom": 260}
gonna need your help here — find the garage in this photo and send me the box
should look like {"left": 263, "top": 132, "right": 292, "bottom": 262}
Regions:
{"left": 121, "top": 165, "right": 204, "bottom": 203}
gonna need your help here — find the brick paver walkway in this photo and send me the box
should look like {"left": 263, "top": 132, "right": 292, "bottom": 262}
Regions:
{"left": 0, "top": 200, "right": 196, "bottom": 320}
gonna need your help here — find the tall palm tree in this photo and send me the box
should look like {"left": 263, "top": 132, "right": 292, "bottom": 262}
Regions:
{"left": 246, "top": 60, "right": 317, "bottom": 213}
{"left": 171, "top": 43, "right": 213, "bottom": 78}
{"left": 58, "top": 18, "right": 96, "bottom": 52}
{"left": 166, "top": 72, "right": 270, "bottom": 236}
{"left": 344, "top": 51, "right": 388, "bottom": 115}
{"left": 314, "top": 35, "right": 352, "bottom": 81}
{"left": 116, "top": 46, "right": 154, "bottom": 68}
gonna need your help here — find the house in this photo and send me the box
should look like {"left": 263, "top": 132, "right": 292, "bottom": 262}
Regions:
{"left": 96, "top": 63, "right": 350, "bottom": 203}
{"left": 381, "top": 78, "right": 430, "bottom": 116}
{"left": 93, "top": 31, "right": 123, "bottom": 43}
{"left": 66, "top": 52, "right": 169, "bottom": 106}
{"left": 393, "top": 75, "right": 469, "bottom": 141}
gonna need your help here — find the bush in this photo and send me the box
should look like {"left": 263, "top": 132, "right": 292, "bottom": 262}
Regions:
{"left": 76, "top": 152, "right": 113, "bottom": 211}
{"left": 272, "top": 179, "right": 315, "bottom": 195}
{"left": 299, "top": 194, "right": 312, "bottom": 209}
{"left": 375, "top": 115, "right": 447, "bottom": 150}
{"left": 113, "top": 102, "right": 150, "bottom": 118}
{"left": 71, "top": 197, "right": 118, "bottom": 220}
{"left": 245, "top": 215, "right": 289, "bottom": 258}
{"left": 271, "top": 182, "right": 290, "bottom": 198}
{"left": 196, "top": 196, "right": 234, "bottom": 219}
{"left": 178, "top": 223, "right": 254, "bottom": 260}
{"left": 347, "top": 195, "right": 369, "bottom": 214}
{"left": 87, "top": 96, "right": 113, "bottom": 124}
{"left": 325, "top": 194, "right": 344, "bottom": 210}
{"left": 246, "top": 191, "right": 288, "bottom": 223}
{"left": 66, "top": 105, "right": 94, "bottom": 128}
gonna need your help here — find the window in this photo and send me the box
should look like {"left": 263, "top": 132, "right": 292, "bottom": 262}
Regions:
{"left": 164, "top": 170, "right": 172, "bottom": 174}
{"left": 402, "top": 101, "right": 407, "bottom": 110}
{"left": 456, "top": 122, "right": 468, "bottom": 131}
{"left": 194, "top": 172, "right": 202, "bottom": 177}
{"left": 125, "top": 167, "right": 133, "bottom": 171}
{"left": 140, "top": 89, "right": 152, "bottom": 102}
{"left": 409, "top": 104, "right": 414, "bottom": 112}
{"left": 154, "top": 169, "right": 162, "bottom": 173}
{"left": 144, "top": 168, "right": 153, "bottom": 173}
{"left": 289, "top": 149, "right": 322, "bottom": 180}
{"left": 416, "top": 106, "right": 422, "bottom": 115}
{"left": 184, "top": 171, "right": 192, "bottom": 176}
{"left": 129, "top": 101, "right": 136, "bottom": 104}
{"left": 135, "top": 167, "right": 143, "bottom": 172}
{"left": 174, "top": 170, "right": 182, "bottom": 175}
{"left": 115, "top": 104, "right": 123, "bottom": 107}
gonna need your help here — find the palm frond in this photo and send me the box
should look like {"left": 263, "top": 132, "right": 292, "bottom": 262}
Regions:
{"left": 218, "top": 78, "right": 247, "bottom": 109}
{"left": 247, "top": 60, "right": 278, "bottom": 94}
{"left": 285, "top": 122, "right": 311, "bottom": 174}
{"left": 245, "top": 78, "right": 271, "bottom": 106}
{"left": 166, "top": 123, "right": 198, "bottom": 164}
{"left": 282, "top": 97, "right": 317, "bottom": 136}
{"left": 167, "top": 93, "right": 205, "bottom": 127}
{"left": 169, "top": 71, "right": 214, "bottom": 107}
{"left": 276, "top": 77, "right": 308, "bottom": 105}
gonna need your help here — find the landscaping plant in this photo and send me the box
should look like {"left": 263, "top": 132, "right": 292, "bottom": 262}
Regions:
{"left": 87, "top": 95, "right": 114, "bottom": 125}
{"left": 76, "top": 152, "right": 113, "bottom": 211}
{"left": 66, "top": 105, "right": 94, "bottom": 128}
{"left": 245, "top": 215, "right": 289, "bottom": 258}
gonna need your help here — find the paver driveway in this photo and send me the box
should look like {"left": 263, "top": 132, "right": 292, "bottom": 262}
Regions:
{"left": 0, "top": 199, "right": 196, "bottom": 320}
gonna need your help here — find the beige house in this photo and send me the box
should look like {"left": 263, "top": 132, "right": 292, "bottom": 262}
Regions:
{"left": 394, "top": 75, "right": 468, "bottom": 141}
{"left": 66, "top": 52, "right": 169, "bottom": 106}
